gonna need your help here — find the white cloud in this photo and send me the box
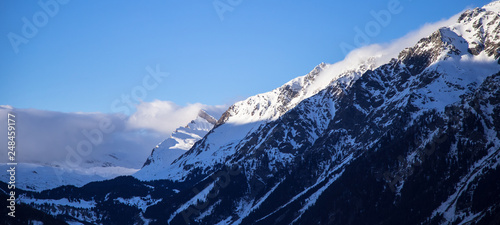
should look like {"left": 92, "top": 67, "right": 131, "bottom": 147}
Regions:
{"left": 355, "top": 12, "right": 462, "bottom": 66}
{"left": 0, "top": 106, "right": 155, "bottom": 168}
{"left": 127, "top": 100, "right": 203, "bottom": 135}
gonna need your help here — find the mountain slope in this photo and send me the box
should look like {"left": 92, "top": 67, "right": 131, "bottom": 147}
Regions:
{"left": 156, "top": 57, "right": 379, "bottom": 182}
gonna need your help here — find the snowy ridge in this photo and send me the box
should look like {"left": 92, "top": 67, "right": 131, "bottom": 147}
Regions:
{"left": 219, "top": 58, "right": 378, "bottom": 126}
{"left": 155, "top": 58, "right": 379, "bottom": 182}
{"left": 134, "top": 110, "right": 217, "bottom": 181}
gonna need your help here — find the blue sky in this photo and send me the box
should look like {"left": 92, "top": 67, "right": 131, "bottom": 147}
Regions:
{"left": 0, "top": 0, "right": 493, "bottom": 113}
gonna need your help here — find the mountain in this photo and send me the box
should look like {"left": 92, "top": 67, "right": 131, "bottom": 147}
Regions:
{"left": 148, "top": 58, "right": 379, "bottom": 182}
{"left": 134, "top": 110, "right": 218, "bottom": 181}
{"left": 3, "top": 1, "right": 500, "bottom": 224}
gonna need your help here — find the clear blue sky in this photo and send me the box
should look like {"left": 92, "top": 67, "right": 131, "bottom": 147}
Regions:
{"left": 0, "top": 0, "right": 492, "bottom": 113}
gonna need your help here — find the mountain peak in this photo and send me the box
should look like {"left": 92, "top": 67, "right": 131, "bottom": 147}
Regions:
{"left": 134, "top": 110, "right": 217, "bottom": 178}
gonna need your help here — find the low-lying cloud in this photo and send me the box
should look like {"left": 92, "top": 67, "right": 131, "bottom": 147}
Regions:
{"left": 0, "top": 102, "right": 227, "bottom": 169}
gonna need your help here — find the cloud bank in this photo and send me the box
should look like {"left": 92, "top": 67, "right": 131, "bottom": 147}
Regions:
{"left": 0, "top": 102, "right": 227, "bottom": 169}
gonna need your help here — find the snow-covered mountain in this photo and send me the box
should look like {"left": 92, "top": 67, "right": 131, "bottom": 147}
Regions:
{"left": 149, "top": 58, "right": 379, "bottom": 182}
{"left": 4, "top": 1, "right": 500, "bottom": 224}
{"left": 134, "top": 110, "right": 217, "bottom": 180}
